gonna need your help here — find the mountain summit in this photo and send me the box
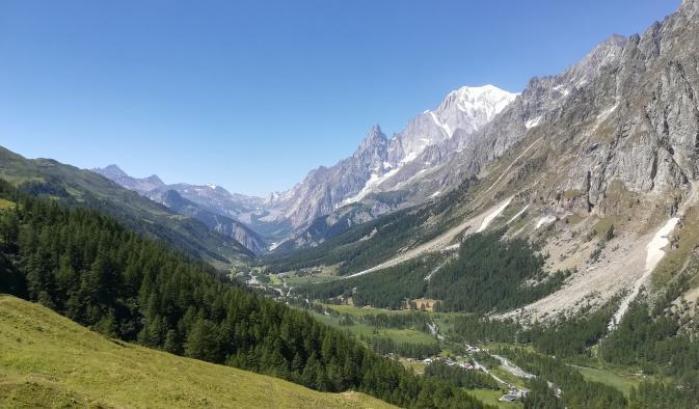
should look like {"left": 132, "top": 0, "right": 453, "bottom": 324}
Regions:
{"left": 266, "top": 84, "right": 517, "bottom": 231}
{"left": 435, "top": 84, "right": 519, "bottom": 134}
{"left": 92, "top": 165, "right": 165, "bottom": 194}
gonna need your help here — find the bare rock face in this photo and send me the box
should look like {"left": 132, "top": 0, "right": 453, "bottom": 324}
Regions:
{"left": 269, "top": 125, "right": 389, "bottom": 228}
{"left": 155, "top": 190, "right": 268, "bottom": 254}
{"left": 551, "top": 0, "right": 699, "bottom": 212}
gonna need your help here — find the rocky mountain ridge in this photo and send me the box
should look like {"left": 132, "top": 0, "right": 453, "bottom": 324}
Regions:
{"left": 92, "top": 165, "right": 270, "bottom": 253}
{"left": 265, "top": 85, "right": 519, "bottom": 231}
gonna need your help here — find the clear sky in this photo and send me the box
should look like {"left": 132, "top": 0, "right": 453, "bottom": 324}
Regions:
{"left": 0, "top": 0, "right": 680, "bottom": 196}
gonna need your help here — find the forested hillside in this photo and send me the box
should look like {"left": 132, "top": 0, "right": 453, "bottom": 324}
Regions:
{"left": 300, "top": 230, "right": 566, "bottom": 313}
{"left": 0, "top": 179, "right": 490, "bottom": 409}
{"left": 264, "top": 179, "right": 476, "bottom": 274}
{"left": 0, "top": 146, "right": 251, "bottom": 267}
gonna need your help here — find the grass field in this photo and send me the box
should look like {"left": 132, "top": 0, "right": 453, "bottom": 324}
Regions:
{"left": 323, "top": 304, "right": 404, "bottom": 317}
{"left": 489, "top": 366, "right": 527, "bottom": 389}
{"left": 467, "top": 388, "right": 522, "bottom": 409}
{"left": 324, "top": 303, "right": 461, "bottom": 321}
{"left": 284, "top": 274, "right": 340, "bottom": 287}
{"left": 0, "top": 295, "right": 396, "bottom": 409}
{"left": 571, "top": 364, "right": 641, "bottom": 397}
{"left": 310, "top": 310, "right": 438, "bottom": 346}
{"left": 398, "top": 358, "right": 427, "bottom": 375}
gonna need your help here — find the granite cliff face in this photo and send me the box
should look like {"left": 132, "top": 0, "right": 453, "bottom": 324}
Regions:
{"left": 569, "top": 0, "right": 698, "bottom": 207}
{"left": 479, "top": 0, "right": 699, "bottom": 214}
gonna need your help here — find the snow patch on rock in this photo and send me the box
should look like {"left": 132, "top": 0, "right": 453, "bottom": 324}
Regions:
{"left": 609, "top": 217, "right": 679, "bottom": 329}
{"left": 525, "top": 116, "right": 543, "bottom": 129}
{"left": 535, "top": 215, "right": 557, "bottom": 230}
{"left": 428, "top": 111, "right": 454, "bottom": 138}
{"left": 341, "top": 167, "right": 402, "bottom": 206}
{"left": 477, "top": 197, "right": 513, "bottom": 233}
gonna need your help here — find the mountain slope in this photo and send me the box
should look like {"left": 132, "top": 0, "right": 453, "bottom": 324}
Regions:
{"left": 0, "top": 295, "right": 396, "bottom": 409}
{"left": 93, "top": 165, "right": 276, "bottom": 252}
{"left": 94, "top": 164, "right": 166, "bottom": 194}
{"left": 0, "top": 146, "right": 251, "bottom": 267}
{"left": 150, "top": 189, "right": 267, "bottom": 254}
{"left": 277, "top": 33, "right": 634, "bottom": 250}
{"left": 269, "top": 0, "right": 699, "bottom": 326}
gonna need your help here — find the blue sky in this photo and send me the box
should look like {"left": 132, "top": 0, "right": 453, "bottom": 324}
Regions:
{"left": 0, "top": 0, "right": 680, "bottom": 196}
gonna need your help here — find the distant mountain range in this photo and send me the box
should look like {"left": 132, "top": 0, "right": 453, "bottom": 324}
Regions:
{"left": 0, "top": 147, "right": 252, "bottom": 267}
{"left": 92, "top": 165, "right": 270, "bottom": 254}
{"left": 93, "top": 85, "right": 523, "bottom": 250}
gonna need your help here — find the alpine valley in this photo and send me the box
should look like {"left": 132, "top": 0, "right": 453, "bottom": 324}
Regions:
{"left": 3, "top": 1, "right": 699, "bottom": 408}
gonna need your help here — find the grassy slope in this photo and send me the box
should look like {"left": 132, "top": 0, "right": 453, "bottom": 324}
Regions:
{"left": 570, "top": 364, "right": 640, "bottom": 397}
{"left": 312, "top": 312, "right": 437, "bottom": 346}
{"left": 0, "top": 295, "right": 395, "bottom": 409}
{"left": 0, "top": 198, "right": 14, "bottom": 210}
{"left": 467, "top": 389, "right": 521, "bottom": 409}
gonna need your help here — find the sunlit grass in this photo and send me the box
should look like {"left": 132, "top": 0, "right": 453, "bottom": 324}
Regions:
{"left": 0, "top": 295, "right": 396, "bottom": 409}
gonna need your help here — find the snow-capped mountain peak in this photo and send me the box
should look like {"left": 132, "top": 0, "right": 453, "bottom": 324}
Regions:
{"left": 264, "top": 84, "right": 518, "bottom": 229}
{"left": 436, "top": 84, "right": 518, "bottom": 133}
{"left": 388, "top": 84, "right": 517, "bottom": 167}
{"left": 451, "top": 84, "right": 518, "bottom": 119}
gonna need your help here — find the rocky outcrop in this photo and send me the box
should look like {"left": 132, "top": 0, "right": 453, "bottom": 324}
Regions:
{"left": 539, "top": 0, "right": 699, "bottom": 212}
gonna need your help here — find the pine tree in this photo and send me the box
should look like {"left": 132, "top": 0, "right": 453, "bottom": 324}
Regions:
{"left": 185, "top": 316, "right": 220, "bottom": 362}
